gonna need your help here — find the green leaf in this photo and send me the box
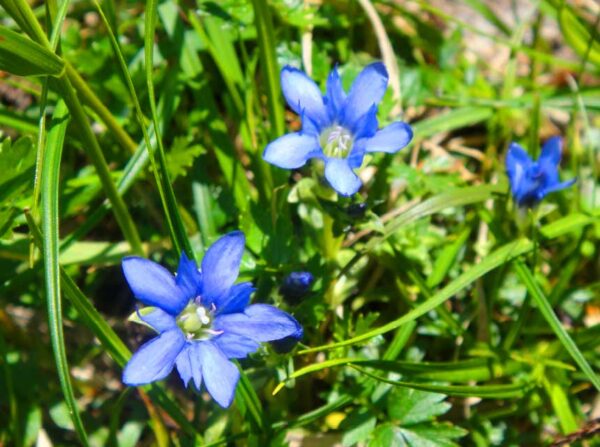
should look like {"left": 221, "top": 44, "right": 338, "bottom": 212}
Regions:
{"left": 514, "top": 260, "right": 600, "bottom": 392}
{"left": 388, "top": 388, "right": 449, "bottom": 425}
{"left": 0, "top": 26, "right": 64, "bottom": 76}
{"left": 0, "top": 136, "right": 36, "bottom": 204}
{"left": 556, "top": 3, "right": 600, "bottom": 68}
{"left": 352, "top": 365, "right": 529, "bottom": 399}
{"left": 540, "top": 213, "right": 594, "bottom": 239}
{"left": 166, "top": 137, "right": 206, "bottom": 180}
{"left": 341, "top": 407, "right": 377, "bottom": 447}
{"left": 41, "top": 100, "right": 89, "bottom": 445}
{"left": 411, "top": 107, "right": 493, "bottom": 139}
{"left": 369, "top": 422, "right": 466, "bottom": 447}
{"left": 427, "top": 228, "right": 471, "bottom": 288}
{"left": 399, "top": 423, "right": 467, "bottom": 447}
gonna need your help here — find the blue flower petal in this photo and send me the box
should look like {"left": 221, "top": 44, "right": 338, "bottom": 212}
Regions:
{"left": 347, "top": 139, "right": 367, "bottom": 169}
{"left": 539, "top": 136, "right": 562, "bottom": 167}
{"left": 214, "top": 304, "right": 302, "bottom": 342}
{"left": 138, "top": 307, "right": 177, "bottom": 333}
{"left": 122, "top": 329, "right": 185, "bottom": 385}
{"left": 188, "top": 342, "right": 204, "bottom": 390}
{"left": 270, "top": 323, "right": 304, "bottom": 354}
{"left": 218, "top": 282, "right": 255, "bottom": 315}
{"left": 201, "top": 231, "right": 245, "bottom": 307}
{"left": 506, "top": 143, "right": 533, "bottom": 199}
{"left": 351, "top": 104, "right": 379, "bottom": 139}
{"left": 365, "top": 121, "right": 413, "bottom": 153}
{"left": 324, "top": 157, "right": 362, "bottom": 196}
{"left": 263, "top": 133, "right": 321, "bottom": 169}
{"left": 301, "top": 111, "right": 321, "bottom": 136}
{"left": 122, "top": 257, "right": 187, "bottom": 315}
{"left": 544, "top": 178, "right": 576, "bottom": 195}
{"left": 281, "top": 66, "right": 328, "bottom": 126}
{"left": 326, "top": 66, "right": 346, "bottom": 120}
{"left": 197, "top": 342, "right": 240, "bottom": 408}
{"left": 175, "top": 252, "right": 201, "bottom": 300}
{"left": 175, "top": 344, "right": 193, "bottom": 387}
{"left": 341, "top": 62, "right": 388, "bottom": 130}
{"left": 213, "top": 333, "right": 260, "bottom": 359}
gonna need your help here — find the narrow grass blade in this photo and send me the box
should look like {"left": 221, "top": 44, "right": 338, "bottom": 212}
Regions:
{"left": 143, "top": 0, "right": 193, "bottom": 257}
{"left": 350, "top": 365, "right": 531, "bottom": 399}
{"left": 0, "top": 26, "right": 64, "bottom": 76}
{"left": 41, "top": 100, "right": 89, "bottom": 445}
{"left": 273, "top": 356, "right": 525, "bottom": 395}
{"left": 250, "top": 0, "right": 285, "bottom": 138}
{"left": 513, "top": 260, "right": 600, "bottom": 392}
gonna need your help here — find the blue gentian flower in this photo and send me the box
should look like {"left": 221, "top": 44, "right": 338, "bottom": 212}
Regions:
{"left": 121, "top": 231, "right": 302, "bottom": 408}
{"left": 279, "top": 271, "right": 314, "bottom": 302}
{"left": 263, "top": 63, "right": 413, "bottom": 196}
{"left": 506, "top": 137, "right": 576, "bottom": 208}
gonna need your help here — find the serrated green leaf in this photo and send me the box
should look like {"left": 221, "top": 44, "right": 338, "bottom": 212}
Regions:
{"left": 0, "top": 26, "right": 64, "bottom": 76}
{"left": 388, "top": 388, "right": 450, "bottom": 425}
{"left": 400, "top": 423, "right": 467, "bottom": 447}
{"left": 341, "top": 407, "right": 377, "bottom": 446}
{"left": 166, "top": 137, "right": 205, "bottom": 180}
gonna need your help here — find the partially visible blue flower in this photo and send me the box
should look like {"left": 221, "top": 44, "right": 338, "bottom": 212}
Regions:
{"left": 506, "top": 137, "right": 576, "bottom": 208}
{"left": 121, "top": 231, "right": 302, "bottom": 408}
{"left": 263, "top": 63, "right": 413, "bottom": 196}
{"left": 279, "top": 271, "right": 314, "bottom": 302}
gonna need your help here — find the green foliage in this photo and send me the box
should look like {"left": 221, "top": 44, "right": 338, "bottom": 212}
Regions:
{"left": 0, "top": 0, "right": 599, "bottom": 446}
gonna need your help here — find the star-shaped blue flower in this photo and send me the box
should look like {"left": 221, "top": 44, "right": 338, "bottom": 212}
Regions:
{"left": 506, "top": 136, "right": 576, "bottom": 208}
{"left": 121, "top": 231, "right": 302, "bottom": 408}
{"left": 263, "top": 63, "right": 413, "bottom": 196}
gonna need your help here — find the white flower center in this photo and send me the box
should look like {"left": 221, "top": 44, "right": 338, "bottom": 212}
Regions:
{"left": 320, "top": 125, "right": 353, "bottom": 158}
{"left": 177, "top": 300, "right": 213, "bottom": 340}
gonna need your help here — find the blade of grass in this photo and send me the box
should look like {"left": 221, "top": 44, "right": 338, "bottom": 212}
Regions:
{"left": 96, "top": 1, "right": 188, "bottom": 257}
{"left": 2, "top": 0, "right": 144, "bottom": 255}
{"left": 273, "top": 356, "right": 525, "bottom": 395}
{"left": 41, "top": 100, "right": 88, "bottom": 445}
{"left": 513, "top": 260, "right": 600, "bottom": 392}
{"left": 350, "top": 365, "right": 531, "bottom": 399}
{"left": 143, "top": 0, "right": 192, "bottom": 257}
{"left": 250, "top": 0, "right": 285, "bottom": 138}
{"left": 31, "top": 0, "right": 70, "bottom": 263}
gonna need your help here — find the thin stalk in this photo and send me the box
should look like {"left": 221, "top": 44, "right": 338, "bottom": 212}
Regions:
{"left": 1, "top": 0, "right": 143, "bottom": 254}
{"left": 144, "top": 0, "right": 192, "bottom": 256}
{"left": 250, "top": 0, "right": 285, "bottom": 138}
{"left": 51, "top": 74, "right": 144, "bottom": 255}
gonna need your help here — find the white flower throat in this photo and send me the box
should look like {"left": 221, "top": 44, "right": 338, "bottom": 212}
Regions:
{"left": 177, "top": 300, "right": 214, "bottom": 340}
{"left": 320, "top": 125, "right": 353, "bottom": 158}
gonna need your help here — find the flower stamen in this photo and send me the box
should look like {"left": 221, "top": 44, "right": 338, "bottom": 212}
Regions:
{"left": 320, "top": 125, "right": 353, "bottom": 158}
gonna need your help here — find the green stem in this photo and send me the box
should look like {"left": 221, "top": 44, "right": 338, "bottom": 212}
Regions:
{"left": 51, "top": 75, "right": 144, "bottom": 255}
{"left": 65, "top": 64, "right": 138, "bottom": 153}
{"left": 250, "top": 0, "right": 285, "bottom": 138}
{"left": 1, "top": 0, "right": 143, "bottom": 255}
{"left": 41, "top": 101, "right": 89, "bottom": 445}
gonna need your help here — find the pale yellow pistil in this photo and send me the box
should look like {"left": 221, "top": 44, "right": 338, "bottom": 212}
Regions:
{"left": 177, "top": 301, "right": 216, "bottom": 340}
{"left": 320, "top": 125, "right": 353, "bottom": 158}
